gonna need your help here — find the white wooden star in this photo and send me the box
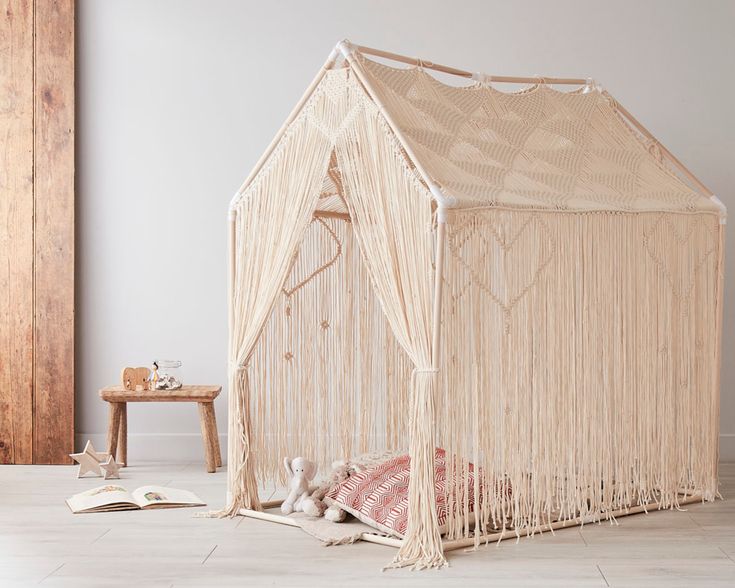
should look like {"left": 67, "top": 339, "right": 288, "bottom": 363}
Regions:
{"left": 87, "top": 441, "right": 109, "bottom": 462}
{"left": 69, "top": 440, "right": 108, "bottom": 478}
{"left": 99, "top": 455, "right": 123, "bottom": 479}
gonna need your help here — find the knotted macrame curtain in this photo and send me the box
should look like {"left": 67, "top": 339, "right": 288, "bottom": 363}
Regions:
{"left": 226, "top": 118, "right": 335, "bottom": 515}
{"left": 335, "top": 108, "right": 446, "bottom": 569}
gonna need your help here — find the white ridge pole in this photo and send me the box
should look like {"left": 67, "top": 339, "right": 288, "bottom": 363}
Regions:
{"left": 355, "top": 43, "right": 589, "bottom": 85}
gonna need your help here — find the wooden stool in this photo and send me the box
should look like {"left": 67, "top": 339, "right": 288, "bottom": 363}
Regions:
{"left": 99, "top": 385, "right": 222, "bottom": 473}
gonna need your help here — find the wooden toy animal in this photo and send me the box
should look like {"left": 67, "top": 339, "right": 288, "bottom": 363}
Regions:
{"left": 121, "top": 367, "right": 151, "bottom": 391}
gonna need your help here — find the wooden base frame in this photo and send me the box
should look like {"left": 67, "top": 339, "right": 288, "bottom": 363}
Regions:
{"left": 239, "top": 501, "right": 403, "bottom": 548}
{"left": 238, "top": 494, "right": 704, "bottom": 554}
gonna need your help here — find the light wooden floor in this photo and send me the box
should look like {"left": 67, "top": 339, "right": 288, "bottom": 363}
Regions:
{"left": 1, "top": 462, "right": 734, "bottom": 587}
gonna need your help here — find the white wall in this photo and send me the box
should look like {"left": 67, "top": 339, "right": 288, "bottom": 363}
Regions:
{"left": 76, "top": 0, "right": 735, "bottom": 461}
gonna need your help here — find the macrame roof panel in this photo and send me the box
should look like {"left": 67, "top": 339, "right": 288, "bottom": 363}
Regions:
{"left": 356, "top": 54, "right": 720, "bottom": 214}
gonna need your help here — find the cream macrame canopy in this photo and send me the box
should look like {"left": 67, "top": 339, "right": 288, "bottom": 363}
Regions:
{"left": 224, "top": 40, "right": 726, "bottom": 570}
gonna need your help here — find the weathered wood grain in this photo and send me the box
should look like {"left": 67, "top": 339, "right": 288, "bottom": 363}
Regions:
{"left": 106, "top": 402, "right": 122, "bottom": 464}
{"left": 208, "top": 404, "right": 222, "bottom": 467}
{"left": 117, "top": 402, "right": 127, "bottom": 466}
{"left": 32, "top": 0, "right": 74, "bottom": 463}
{"left": 100, "top": 387, "right": 222, "bottom": 471}
{"left": 0, "top": 0, "right": 34, "bottom": 464}
{"left": 99, "top": 385, "right": 222, "bottom": 403}
{"left": 198, "top": 403, "right": 217, "bottom": 473}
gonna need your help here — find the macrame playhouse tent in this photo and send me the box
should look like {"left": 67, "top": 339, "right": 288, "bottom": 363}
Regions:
{"left": 225, "top": 41, "right": 726, "bottom": 569}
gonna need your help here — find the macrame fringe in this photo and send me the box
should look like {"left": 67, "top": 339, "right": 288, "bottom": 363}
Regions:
{"left": 322, "top": 535, "right": 365, "bottom": 546}
{"left": 248, "top": 214, "right": 411, "bottom": 483}
{"left": 226, "top": 84, "right": 345, "bottom": 514}
{"left": 335, "top": 108, "right": 447, "bottom": 569}
{"left": 439, "top": 208, "right": 722, "bottom": 539}
{"left": 222, "top": 367, "right": 261, "bottom": 515}
{"left": 386, "top": 372, "right": 447, "bottom": 570}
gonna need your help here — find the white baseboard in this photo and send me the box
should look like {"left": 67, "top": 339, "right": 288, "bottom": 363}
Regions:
{"left": 76, "top": 433, "right": 735, "bottom": 464}
{"left": 75, "top": 433, "right": 228, "bottom": 464}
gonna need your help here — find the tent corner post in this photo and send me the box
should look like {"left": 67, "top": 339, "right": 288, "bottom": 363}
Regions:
{"left": 228, "top": 208, "right": 237, "bottom": 346}
{"left": 431, "top": 204, "right": 447, "bottom": 377}
{"left": 225, "top": 207, "right": 237, "bottom": 510}
{"left": 713, "top": 225, "right": 726, "bottom": 474}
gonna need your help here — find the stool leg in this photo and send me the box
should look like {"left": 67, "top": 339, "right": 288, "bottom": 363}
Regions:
{"left": 118, "top": 403, "right": 127, "bottom": 466}
{"left": 208, "top": 403, "right": 222, "bottom": 467}
{"left": 198, "top": 402, "right": 216, "bottom": 473}
{"left": 107, "top": 403, "right": 121, "bottom": 462}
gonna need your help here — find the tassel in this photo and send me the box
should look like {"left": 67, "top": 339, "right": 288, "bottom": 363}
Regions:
{"left": 387, "top": 370, "right": 447, "bottom": 570}
{"left": 222, "top": 366, "right": 262, "bottom": 516}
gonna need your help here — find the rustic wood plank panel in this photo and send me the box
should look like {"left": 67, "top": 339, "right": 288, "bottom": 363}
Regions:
{"left": 33, "top": 0, "right": 74, "bottom": 464}
{"left": 0, "top": 0, "right": 35, "bottom": 464}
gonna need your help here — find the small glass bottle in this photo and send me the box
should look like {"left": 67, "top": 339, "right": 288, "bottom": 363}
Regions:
{"left": 153, "top": 359, "right": 183, "bottom": 390}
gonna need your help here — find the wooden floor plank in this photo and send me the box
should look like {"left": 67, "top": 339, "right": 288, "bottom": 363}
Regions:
{"left": 0, "top": 462, "right": 732, "bottom": 586}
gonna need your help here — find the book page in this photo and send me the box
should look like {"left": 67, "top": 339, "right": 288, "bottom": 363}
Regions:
{"left": 66, "top": 485, "right": 137, "bottom": 513}
{"left": 131, "top": 485, "right": 205, "bottom": 508}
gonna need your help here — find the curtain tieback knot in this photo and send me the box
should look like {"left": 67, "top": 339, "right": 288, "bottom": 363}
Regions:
{"left": 412, "top": 367, "right": 439, "bottom": 374}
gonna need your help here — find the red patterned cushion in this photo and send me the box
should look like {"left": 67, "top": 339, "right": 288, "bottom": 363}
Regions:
{"left": 325, "top": 448, "right": 476, "bottom": 538}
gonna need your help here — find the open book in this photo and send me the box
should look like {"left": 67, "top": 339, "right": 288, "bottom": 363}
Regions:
{"left": 66, "top": 484, "right": 205, "bottom": 514}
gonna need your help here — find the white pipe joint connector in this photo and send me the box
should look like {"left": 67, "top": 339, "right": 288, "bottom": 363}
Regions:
{"left": 337, "top": 39, "right": 355, "bottom": 60}
{"left": 429, "top": 182, "right": 456, "bottom": 222}
{"left": 711, "top": 195, "right": 727, "bottom": 224}
{"left": 229, "top": 191, "right": 242, "bottom": 210}
{"left": 436, "top": 203, "right": 448, "bottom": 224}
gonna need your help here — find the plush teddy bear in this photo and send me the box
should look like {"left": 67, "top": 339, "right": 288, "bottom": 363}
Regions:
{"left": 281, "top": 456, "right": 317, "bottom": 515}
{"left": 301, "top": 460, "right": 352, "bottom": 521}
{"left": 301, "top": 451, "right": 400, "bottom": 521}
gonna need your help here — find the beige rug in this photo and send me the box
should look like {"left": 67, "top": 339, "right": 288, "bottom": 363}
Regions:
{"left": 288, "top": 512, "right": 387, "bottom": 545}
